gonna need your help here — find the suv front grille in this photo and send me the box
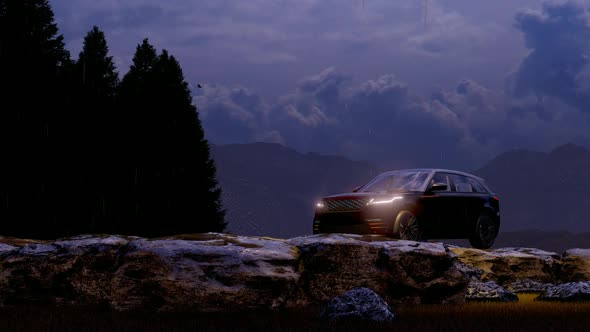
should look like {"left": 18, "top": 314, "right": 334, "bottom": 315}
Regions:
{"left": 325, "top": 199, "right": 367, "bottom": 212}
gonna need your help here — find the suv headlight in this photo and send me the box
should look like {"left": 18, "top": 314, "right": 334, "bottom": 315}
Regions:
{"left": 316, "top": 201, "right": 325, "bottom": 210}
{"left": 366, "top": 196, "right": 403, "bottom": 205}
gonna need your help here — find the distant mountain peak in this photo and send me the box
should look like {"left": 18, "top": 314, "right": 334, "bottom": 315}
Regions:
{"left": 549, "top": 142, "right": 589, "bottom": 157}
{"left": 473, "top": 141, "right": 590, "bottom": 233}
{"left": 220, "top": 141, "right": 288, "bottom": 149}
{"left": 210, "top": 142, "right": 379, "bottom": 237}
{"left": 486, "top": 147, "right": 539, "bottom": 159}
{"left": 474, "top": 148, "right": 545, "bottom": 173}
{"left": 475, "top": 143, "right": 590, "bottom": 174}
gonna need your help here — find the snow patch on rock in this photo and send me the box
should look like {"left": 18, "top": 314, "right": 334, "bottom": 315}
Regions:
{"left": 19, "top": 243, "right": 57, "bottom": 255}
{"left": 288, "top": 233, "right": 447, "bottom": 255}
{"left": 490, "top": 248, "right": 560, "bottom": 260}
{"left": 0, "top": 243, "right": 16, "bottom": 254}
{"left": 563, "top": 249, "right": 590, "bottom": 259}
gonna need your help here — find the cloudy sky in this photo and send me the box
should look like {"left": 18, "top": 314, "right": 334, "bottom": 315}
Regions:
{"left": 51, "top": 0, "right": 590, "bottom": 170}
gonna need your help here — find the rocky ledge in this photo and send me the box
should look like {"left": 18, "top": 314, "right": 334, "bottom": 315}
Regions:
{"left": 0, "top": 233, "right": 588, "bottom": 312}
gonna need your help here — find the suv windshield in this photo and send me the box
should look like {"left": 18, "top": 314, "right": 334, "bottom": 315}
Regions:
{"left": 359, "top": 171, "right": 429, "bottom": 193}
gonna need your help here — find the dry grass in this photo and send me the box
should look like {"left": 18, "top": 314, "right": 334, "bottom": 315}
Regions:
{"left": 2, "top": 294, "right": 590, "bottom": 331}
{"left": 393, "top": 293, "right": 590, "bottom": 332}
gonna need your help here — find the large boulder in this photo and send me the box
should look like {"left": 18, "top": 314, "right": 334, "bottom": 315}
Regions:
{"left": 0, "top": 234, "right": 472, "bottom": 311}
{"left": 289, "top": 234, "right": 470, "bottom": 305}
{"left": 111, "top": 234, "right": 301, "bottom": 312}
{"left": 319, "top": 287, "right": 395, "bottom": 322}
{"left": 0, "top": 235, "right": 132, "bottom": 306}
{"left": 536, "top": 282, "right": 590, "bottom": 302}
{"left": 3, "top": 233, "right": 588, "bottom": 312}
{"left": 0, "top": 234, "right": 300, "bottom": 312}
{"left": 560, "top": 249, "right": 590, "bottom": 282}
{"left": 448, "top": 247, "right": 561, "bottom": 285}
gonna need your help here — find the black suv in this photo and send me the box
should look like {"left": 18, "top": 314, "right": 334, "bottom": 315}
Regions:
{"left": 313, "top": 168, "right": 500, "bottom": 249}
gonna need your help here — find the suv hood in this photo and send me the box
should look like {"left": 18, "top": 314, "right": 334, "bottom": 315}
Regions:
{"left": 323, "top": 191, "right": 418, "bottom": 200}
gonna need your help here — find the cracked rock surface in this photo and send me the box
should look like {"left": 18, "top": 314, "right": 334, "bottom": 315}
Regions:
{"left": 0, "top": 233, "right": 589, "bottom": 311}
{"left": 466, "top": 281, "right": 518, "bottom": 302}
{"left": 319, "top": 287, "right": 395, "bottom": 322}
{"left": 536, "top": 282, "right": 590, "bottom": 302}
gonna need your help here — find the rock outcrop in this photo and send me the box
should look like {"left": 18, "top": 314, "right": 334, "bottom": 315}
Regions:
{"left": 505, "top": 279, "right": 553, "bottom": 293}
{"left": 319, "top": 287, "right": 395, "bottom": 322}
{"left": 0, "top": 233, "right": 470, "bottom": 311}
{"left": 0, "top": 234, "right": 300, "bottom": 312}
{"left": 448, "top": 247, "right": 561, "bottom": 286}
{"left": 466, "top": 281, "right": 518, "bottom": 302}
{"left": 288, "top": 235, "right": 469, "bottom": 305}
{"left": 536, "top": 282, "right": 590, "bottom": 301}
{"left": 560, "top": 249, "right": 590, "bottom": 282}
{"left": 0, "top": 233, "right": 589, "bottom": 312}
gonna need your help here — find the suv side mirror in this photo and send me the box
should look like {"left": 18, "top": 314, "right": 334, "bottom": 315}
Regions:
{"left": 352, "top": 186, "right": 361, "bottom": 193}
{"left": 430, "top": 182, "right": 448, "bottom": 191}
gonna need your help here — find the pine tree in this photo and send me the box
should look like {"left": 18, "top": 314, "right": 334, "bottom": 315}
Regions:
{"left": 117, "top": 41, "right": 226, "bottom": 236}
{"left": 119, "top": 39, "right": 158, "bottom": 158}
{"left": 74, "top": 26, "right": 119, "bottom": 142}
{"left": 152, "top": 50, "right": 226, "bottom": 234}
{"left": 70, "top": 26, "right": 119, "bottom": 234}
{"left": 116, "top": 39, "right": 159, "bottom": 235}
{"left": 0, "top": 0, "right": 71, "bottom": 238}
{"left": 0, "top": 0, "right": 70, "bottom": 140}
{"left": 76, "top": 27, "right": 119, "bottom": 97}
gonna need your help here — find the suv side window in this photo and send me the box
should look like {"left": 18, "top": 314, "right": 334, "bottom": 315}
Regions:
{"left": 430, "top": 172, "right": 451, "bottom": 191}
{"left": 450, "top": 174, "right": 473, "bottom": 193}
{"left": 467, "top": 177, "right": 487, "bottom": 193}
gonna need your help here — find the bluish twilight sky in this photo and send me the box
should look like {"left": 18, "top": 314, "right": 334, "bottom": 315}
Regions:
{"left": 51, "top": 0, "right": 590, "bottom": 170}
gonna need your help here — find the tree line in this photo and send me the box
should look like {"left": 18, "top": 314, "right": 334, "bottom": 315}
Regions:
{"left": 0, "top": 0, "right": 226, "bottom": 239}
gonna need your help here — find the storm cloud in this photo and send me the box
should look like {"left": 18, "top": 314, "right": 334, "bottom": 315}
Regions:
{"left": 509, "top": 1, "right": 590, "bottom": 108}
{"left": 49, "top": 0, "right": 590, "bottom": 170}
{"left": 198, "top": 63, "right": 590, "bottom": 170}
{"left": 50, "top": 0, "right": 517, "bottom": 97}
{"left": 194, "top": 84, "right": 281, "bottom": 145}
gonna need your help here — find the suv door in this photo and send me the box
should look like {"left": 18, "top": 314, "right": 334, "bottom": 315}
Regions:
{"left": 448, "top": 174, "right": 484, "bottom": 237}
{"left": 420, "top": 172, "right": 465, "bottom": 238}
{"left": 464, "top": 176, "right": 493, "bottom": 229}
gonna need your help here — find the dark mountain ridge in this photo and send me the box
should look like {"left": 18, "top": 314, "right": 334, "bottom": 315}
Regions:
{"left": 474, "top": 142, "right": 590, "bottom": 233}
{"left": 211, "top": 142, "right": 381, "bottom": 238}
{"left": 212, "top": 142, "right": 590, "bottom": 250}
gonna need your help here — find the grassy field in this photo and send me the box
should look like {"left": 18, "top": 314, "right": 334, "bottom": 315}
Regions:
{"left": 2, "top": 294, "right": 590, "bottom": 332}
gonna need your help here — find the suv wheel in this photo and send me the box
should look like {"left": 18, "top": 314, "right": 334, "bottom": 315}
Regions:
{"left": 393, "top": 210, "right": 422, "bottom": 241}
{"left": 469, "top": 212, "right": 498, "bottom": 249}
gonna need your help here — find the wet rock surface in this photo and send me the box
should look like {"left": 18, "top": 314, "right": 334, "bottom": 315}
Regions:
{"left": 0, "top": 233, "right": 590, "bottom": 311}
{"left": 0, "top": 234, "right": 470, "bottom": 310}
{"left": 560, "top": 249, "right": 590, "bottom": 282}
{"left": 448, "top": 247, "right": 561, "bottom": 285}
{"left": 466, "top": 281, "right": 518, "bottom": 302}
{"left": 319, "top": 287, "right": 395, "bottom": 322}
{"left": 536, "top": 281, "right": 590, "bottom": 301}
{"left": 506, "top": 279, "right": 554, "bottom": 293}
{"left": 0, "top": 234, "right": 300, "bottom": 312}
{"left": 288, "top": 235, "right": 470, "bottom": 305}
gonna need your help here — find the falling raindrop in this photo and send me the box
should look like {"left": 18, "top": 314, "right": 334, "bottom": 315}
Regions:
{"left": 424, "top": 0, "right": 429, "bottom": 25}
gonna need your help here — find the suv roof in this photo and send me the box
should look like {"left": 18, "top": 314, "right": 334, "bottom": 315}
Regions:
{"left": 378, "top": 168, "right": 485, "bottom": 182}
